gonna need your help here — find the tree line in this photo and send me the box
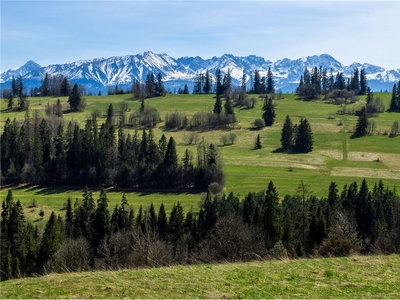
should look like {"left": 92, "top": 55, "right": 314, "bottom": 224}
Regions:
{"left": 132, "top": 72, "right": 166, "bottom": 99}
{"left": 296, "top": 67, "right": 368, "bottom": 100}
{"left": 1, "top": 179, "right": 399, "bottom": 281}
{"left": 0, "top": 109, "right": 224, "bottom": 190}
{"left": 189, "top": 67, "right": 276, "bottom": 97}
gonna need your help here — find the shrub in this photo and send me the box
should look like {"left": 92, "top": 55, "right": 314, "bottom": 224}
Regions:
{"left": 220, "top": 134, "right": 228, "bottom": 146}
{"left": 183, "top": 132, "right": 200, "bottom": 145}
{"left": 228, "top": 132, "right": 237, "bottom": 144}
{"left": 208, "top": 182, "right": 223, "bottom": 194}
{"left": 253, "top": 118, "right": 265, "bottom": 129}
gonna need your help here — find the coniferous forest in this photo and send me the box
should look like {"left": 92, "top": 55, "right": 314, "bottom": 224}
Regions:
{"left": 0, "top": 112, "right": 224, "bottom": 190}
{"left": 1, "top": 179, "right": 399, "bottom": 281}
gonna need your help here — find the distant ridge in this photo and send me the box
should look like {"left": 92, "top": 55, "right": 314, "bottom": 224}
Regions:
{"left": 1, "top": 51, "right": 399, "bottom": 93}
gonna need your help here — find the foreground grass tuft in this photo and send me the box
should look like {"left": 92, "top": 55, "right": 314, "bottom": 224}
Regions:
{"left": 1, "top": 255, "right": 399, "bottom": 299}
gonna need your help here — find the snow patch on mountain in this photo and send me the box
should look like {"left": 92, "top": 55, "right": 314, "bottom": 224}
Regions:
{"left": 1, "top": 52, "right": 399, "bottom": 93}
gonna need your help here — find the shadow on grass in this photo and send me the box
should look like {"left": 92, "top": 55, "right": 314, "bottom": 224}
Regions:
{"left": 10, "top": 183, "right": 203, "bottom": 197}
{"left": 13, "top": 184, "right": 85, "bottom": 195}
{"left": 272, "top": 147, "right": 289, "bottom": 153}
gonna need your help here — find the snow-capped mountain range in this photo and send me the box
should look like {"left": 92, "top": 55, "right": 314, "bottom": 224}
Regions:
{"left": 1, "top": 51, "right": 399, "bottom": 93}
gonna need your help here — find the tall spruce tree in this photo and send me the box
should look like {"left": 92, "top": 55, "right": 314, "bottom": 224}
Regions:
{"left": 254, "top": 134, "right": 262, "bottom": 149}
{"left": 294, "top": 118, "right": 313, "bottom": 153}
{"left": 215, "top": 68, "right": 223, "bottom": 96}
{"left": 359, "top": 68, "right": 367, "bottom": 95}
{"left": 203, "top": 70, "right": 212, "bottom": 94}
{"left": 253, "top": 70, "right": 262, "bottom": 94}
{"left": 213, "top": 96, "right": 222, "bottom": 115}
{"left": 92, "top": 189, "right": 111, "bottom": 246}
{"left": 262, "top": 96, "right": 276, "bottom": 126}
{"left": 354, "top": 106, "right": 369, "bottom": 137}
{"left": 266, "top": 67, "right": 275, "bottom": 94}
{"left": 68, "top": 83, "right": 83, "bottom": 111}
{"left": 389, "top": 81, "right": 400, "bottom": 111}
{"left": 262, "top": 181, "right": 283, "bottom": 247}
{"left": 280, "top": 115, "right": 294, "bottom": 150}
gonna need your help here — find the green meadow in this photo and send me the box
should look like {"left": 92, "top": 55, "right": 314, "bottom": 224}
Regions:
{"left": 1, "top": 92, "right": 400, "bottom": 220}
{"left": 1, "top": 254, "right": 399, "bottom": 299}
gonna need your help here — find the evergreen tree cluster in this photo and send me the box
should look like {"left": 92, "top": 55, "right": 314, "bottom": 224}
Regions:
{"left": 215, "top": 68, "right": 233, "bottom": 97}
{"left": 296, "top": 67, "right": 368, "bottom": 100}
{"left": 2, "top": 179, "right": 399, "bottom": 281}
{"left": 262, "top": 96, "right": 276, "bottom": 126}
{"left": 0, "top": 114, "right": 224, "bottom": 190}
{"left": 280, "top": 116, "right": 314, "bottom": 152}
{"left": 3, "top": 75, "right": 29, "bottom": 110}
{"left": 389, "top": 81, "right": 400, "bottom": 111}
{"left": 132, "top": 72, "right": 165, "bottom": 99}
{"left": 193, "top": 70, "right": 213, "bottom": 94}
{"left": 25, "top": 72, "right": 82, "bottom": 98}
{"left": 251, "top": 68, "right": 275, "bottom": 94}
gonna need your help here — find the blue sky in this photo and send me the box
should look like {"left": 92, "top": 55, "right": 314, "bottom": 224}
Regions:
{"left": 1, "top": 1, "right": 399, "bottom": 72}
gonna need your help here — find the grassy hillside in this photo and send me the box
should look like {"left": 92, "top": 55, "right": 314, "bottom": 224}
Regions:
{"left": 1, "top": 254, "right": 399, "bottom": 299}
{"left": 1, "top": 93, "right": 400, "bottom": 220}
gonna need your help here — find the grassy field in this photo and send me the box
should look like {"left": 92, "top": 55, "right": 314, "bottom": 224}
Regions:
{"left": 1, "top": 93, "right": 400, "bottom": 220}
{"left": 1, "top": 254, "right": 399, "bottom": 298}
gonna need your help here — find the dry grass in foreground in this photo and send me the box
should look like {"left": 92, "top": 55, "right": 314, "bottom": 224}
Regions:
{"left": 1, "top": 254, "right": 399, "bottom": 299}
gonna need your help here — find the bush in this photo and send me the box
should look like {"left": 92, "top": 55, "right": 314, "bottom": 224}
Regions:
{"left": 183, "top": 132, "right": 200, "bottom": 145}
{"left": 220, "top": 134, "right": 228, "bottom": 146}
{"left": 165, "top": 111, "right": 187, "bottom": 130}
{"left": 54, "top": 238, "right": 91, "bottom": 272}
{"left": 208, "top": 182, "right": 223, "bottom": 194}
{"left": 253, "top": 118, "right": 265, "bottom": 129}
{"left": 228, "top": 132, "right": 237, "bottom": 144}
{"left": 316, "top": 212, "right": 361, "bottom": 257}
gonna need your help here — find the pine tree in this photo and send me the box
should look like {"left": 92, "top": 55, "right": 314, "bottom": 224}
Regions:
{"left": 163, "top": 137, "right": 178, "bottom": 170}
{"left": 254, "top": 134, "right": 262, "bottom": 149}
{"left": 183, "top": 84, "right": 189, "bottom": 94}
{"left": 366, "top": 87, "right": 374, "bottom": 106}
{"left": 389, "top": 81, "right": 400, "bottom": 111}
{"left": 253, "top": 70, "right": 262, "bottom": 94}
{"left": 40, "top": 73, "right": 50, "bottom": 96}
{"left": 38, "top": 211, "right": 64, "bottom": 269}
{"left": 213, "top": 96, "right": 222, "bottom": 115}
{"left": 145, "top": 72, "right": 156, "bottom": 97}
{"left": 92, "top": 189, "right": 111, "bottom": 246}
{"left": 215, "top": 68, "right": 223, "bottom": 96}
{"left": 60, "top": 77, "right": 71, "bottom": 96}
{"left": 241, "top": 70, "right": 247, "bottom": 92}
{"left": 263, "top": 181, "right": 283, "bottom": 247}
{"left": 157, "top": 203, "right": 167, "bottom": 240}
{"left": 222, "top": 69, "right": 232, "bottom": 97}
{"left": 155, "top": 72, "right": 165, "bottom": 96}
{"left": 294, "top": 118, "right": 313, "bottom": 153}
{"left": 262, "top": 96, "right": 276, "bottom": 126}
{"left": 53, "top": 124, "right": 67, "bottom": 184}
{"left": 359, "top": 68, "right": 367, "bottom": 95}
{"left": 68, "top": 83, "right": 84, "bottom": 111}
{"left": 351, "top": 68, "right": 360, "bottom": 93}
{"left": 168, "top": 202, "right": 185, "bottom": 245}
{"left": 203, "top": 70, "right": 212, "bottom": 94}
{"left": 280, "top": 115, "right": 294, "bottom": 150}
{"left": 354, "top": 106, "right": 369, "bottom": 137}
{"left": 224, "top": 97, "right": 235, "bottom": 121}
{"left": 266, "top": 67, "right": 275, "bottom": 94}
{"left": 65, "top": 197, "right": 73, "bottom": 237}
